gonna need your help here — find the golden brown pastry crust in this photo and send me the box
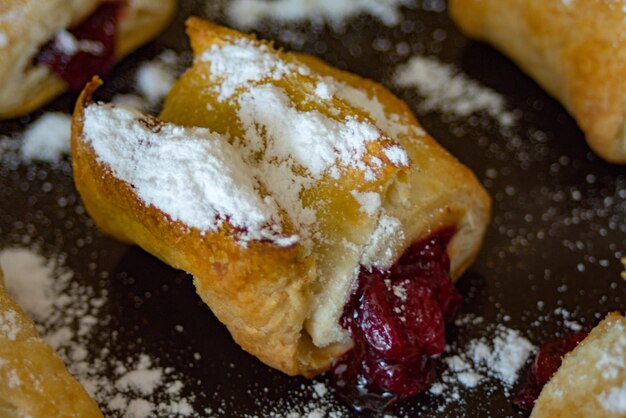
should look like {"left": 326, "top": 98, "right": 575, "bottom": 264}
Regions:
{"left": 450, "top": 0, "right": 626, "bottom": 163}
{"left": 0, "top": 270, "right": 103, "bottom": 418}
{"left": 71, "top": 18, "right": 490, "bottom": 377}
{"left": 0, "top": 0, "right": 176, "bottom": 119}
{"left": 531, "top": 312, "right": 626, "bottom": 418}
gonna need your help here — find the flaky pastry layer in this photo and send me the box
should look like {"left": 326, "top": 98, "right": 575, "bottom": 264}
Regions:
{"left": 0, "top": 0, "right": 176, "bottom": 119}
{"left": 0, "top": 270, "right": 103, "bottom": 418}
{"left": 71, "top": 18, "right": 491, "bottom": 377}
{"left": 450, "top": 0, "right": 626, "bottom": 163}
{"left": 531, "top": 312, "right": 626, "bottom": 418}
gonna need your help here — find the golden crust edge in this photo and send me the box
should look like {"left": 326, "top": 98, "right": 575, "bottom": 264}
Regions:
{"left": 72, "top": 78, "right": 350, "bottom": 376}
{"left": 0, "top": 270, "right": 104, "bottom": 417}
{"left": 449, "top": 0, "right": 626, "bottom": 163}
{"left": 0, "top": 0, "right": 176, "bottom": 119}
{"left": 530, "top": 311, "right": 626, "bottom": 418}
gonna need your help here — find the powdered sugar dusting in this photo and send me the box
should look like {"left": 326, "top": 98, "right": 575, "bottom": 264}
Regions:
{"left": 351, "top": 191, "right": 381, "bottom": 216}
{"left": 0, "top": 309, "right": 19, "bottom": 341}
{"left": 224, "top": 0, "right": 414, "bottom": 30}
{"left": 0, "top": 246, "right": 198, "bottom": 417}
{"left": 430, "top": 315, "right": 536, "bottom": 412}
{"left": 136, "top": 51, "right": 178, "bottom": 105}
{"left": 394, "top": 56, "right": 517, "bottom": 128}
{"left": 115, "top": 354, "right": 164, "bottom": 395}
{"left": 100, "top": 38, "right": 411, "bottom": 252}
{"left": 200, "top": 39, "right": 295, "bottom": 101}
{"left": 20, "top": 112, "right": 72, "bottom": 163}
{"left": 360, "top": 213, "right": 405, "bottom": 269}
{"left": 599, "top": 381, "right": 626, "bottom": 413}
{"left": 238, "top": 84, "right": 380, "bottom": 177}
{"left": 83, "top": 103, "right": 296, "bottom": 247}
{"left": 0, "top": 248, "right": 60, "bottom": 320}
{"left": 331, "top": 79, "right": 417, "bottom": 140}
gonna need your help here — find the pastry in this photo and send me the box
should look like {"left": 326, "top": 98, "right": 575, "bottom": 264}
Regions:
{"left": 0, "top": 0, "right": 176, "bottom": 119}
{"left": 450, "top": 0, "right": 626, "bottom": 163}
{"left": 523, "top": 312, "right": 626, "bottom": 418}
{"left": 0, "top": 269, "right": 103, "bottom": 417}
{"left": 71, "top": 17, "right": 490, "bottom": 406}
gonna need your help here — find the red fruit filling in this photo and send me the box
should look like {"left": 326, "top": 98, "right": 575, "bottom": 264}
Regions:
{"left": 331, "top": 227, "right": 461, "bottom": 412}
{"left": 513, "top": 331, "right": 589, "bottom": 414}
{"left": 36, "top": 2, "right": 122, "bottom": 91}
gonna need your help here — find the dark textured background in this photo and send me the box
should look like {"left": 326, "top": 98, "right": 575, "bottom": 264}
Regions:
{"left": 0, "top": 1, "right": 624, "bottom": 416}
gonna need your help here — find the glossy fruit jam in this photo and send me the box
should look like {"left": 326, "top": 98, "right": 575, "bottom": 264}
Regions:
{"left": 36, "top": 2, "right": 122, "bottom": 91}
{"left": 513, "top": 331, "right": 589, "bottom": 414}
{"left": 331, "top": 227, "right": 461, "bottom": 412}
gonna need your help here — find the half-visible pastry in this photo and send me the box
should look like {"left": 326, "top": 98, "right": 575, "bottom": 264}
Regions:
{"left": 515, "top": 312, "right": 626, "bottom": 418}
{"left": 71, "top": 18, "right": 490, "bottom": 407}
{"left": 0, "top": 0, "right": 176, "bottom": 119}
{"left": 450, "top": 0, "right": 626, "bottom": 163}
{"left": 0, "top": 269, "right": 103, "bottom": 417}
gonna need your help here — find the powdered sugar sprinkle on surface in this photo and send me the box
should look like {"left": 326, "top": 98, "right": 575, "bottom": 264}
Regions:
{"left": 0, "top": 246, "right": 198, "bottom": 417}
{"left": 83, "top": 104, "right": 296, "bottom": 247}
{"left": 224, "top": 0, "right": 415, "bottom": 30}
{"left": 200, "top": 39, "right": 295, "bottom": 101}
{"left": 394, "top": 56, "right": 517, "bottom": 129}
{"left": 429, "top": 315, "right": 536, "bottom": 413}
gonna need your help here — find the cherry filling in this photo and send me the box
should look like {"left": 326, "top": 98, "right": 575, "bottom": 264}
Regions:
{"left": 331, "top": 228, "right": 461, "bottom": 412}
{"left": 36, "top": 2, "right": 122, "bottom": 91}
{"left": 513, "top": 331, "right": 589, "bottom": 414}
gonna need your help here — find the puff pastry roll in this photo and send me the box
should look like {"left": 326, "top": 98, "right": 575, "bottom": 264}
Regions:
{"left": 0, "top": 269, "right": 103, "bottom": 418}
{"left": 450, "top": 0, "right": 626, "bottom": 163}
{"left": 0, "top": 0, "right": 176, "bottom": 119}
{"left": 71, "top": 17, "right": 490, "bottom": 400}
{"left": 531, "top": 312, "right": 626, "bottom": 418}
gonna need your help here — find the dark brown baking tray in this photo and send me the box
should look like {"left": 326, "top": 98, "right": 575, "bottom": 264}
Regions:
{"left": 0, "top": 1, "right": 624, "bottom": 417}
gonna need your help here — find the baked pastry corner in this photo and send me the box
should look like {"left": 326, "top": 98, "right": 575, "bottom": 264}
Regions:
{"left": 0, "top": 0, "right": 176, "bottom": 119}
{"left": 531, "top": 312, "right": 626, "bottom": 418}
{"left": 0, "top": 269, "right": 103, "bottom": 417}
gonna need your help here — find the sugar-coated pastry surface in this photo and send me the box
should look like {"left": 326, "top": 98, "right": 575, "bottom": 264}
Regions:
{"left": 71, "top": 18, "right": 490, "bottom": 377}
{"left": 531, "top": 312, "right": 626, "bottom": 418}
{"left": 0, "top": 270, "right": 103, "bottom": 418}
{"left": 0, "top": 0, "right": 176, "bottom": 119}
{"left": 450, "top": 0, "right": 626, "bottom": 163}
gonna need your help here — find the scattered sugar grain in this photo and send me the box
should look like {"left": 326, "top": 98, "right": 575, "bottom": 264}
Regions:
{"left": 127, "top": 399, "right": 154, "bottom": 418}
{"left": 360, "top": 214, "right": 404, "bottom": 269}
{"left": 432, "top": 315, "right": 536, "bottom": 413}
{"left": 136, "top": 57, "right": 177, "bottom": 104}
{"left": 112, "top": 94, "right": 148, "bottom": 111}
{"left": 351, "top": 191, "right": 381, "bottom": 215}
{"left": 312, "top": 382, "right": 328, "bottom": 398}
{"left": 225, "top": 0, "right": 413, "bottom": 30}
{"left": 115, "top": 356, "right": 164, "bottom": 395}
{"left": 7, "top": 369, "right": 21, "bottom": 388}
{"left": 394, "top": 56, "right": 516, "bottom": 128}
{"left": 0, "top": 246, "right": 198, "bottom": 417}
{"left": 0, "top": 248, "right": 57, "bottom": 320}
{"left": 0, "top": 310, "right": 19, "bottom": 341}
{"left": 20, "top": 112, "right": 71, "bottom": 163}
{"left": 600, "top": 381, "right": 626, "bottom": 413}
{"left": 200, "top": 39, "right": 294, "bottom": 102}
